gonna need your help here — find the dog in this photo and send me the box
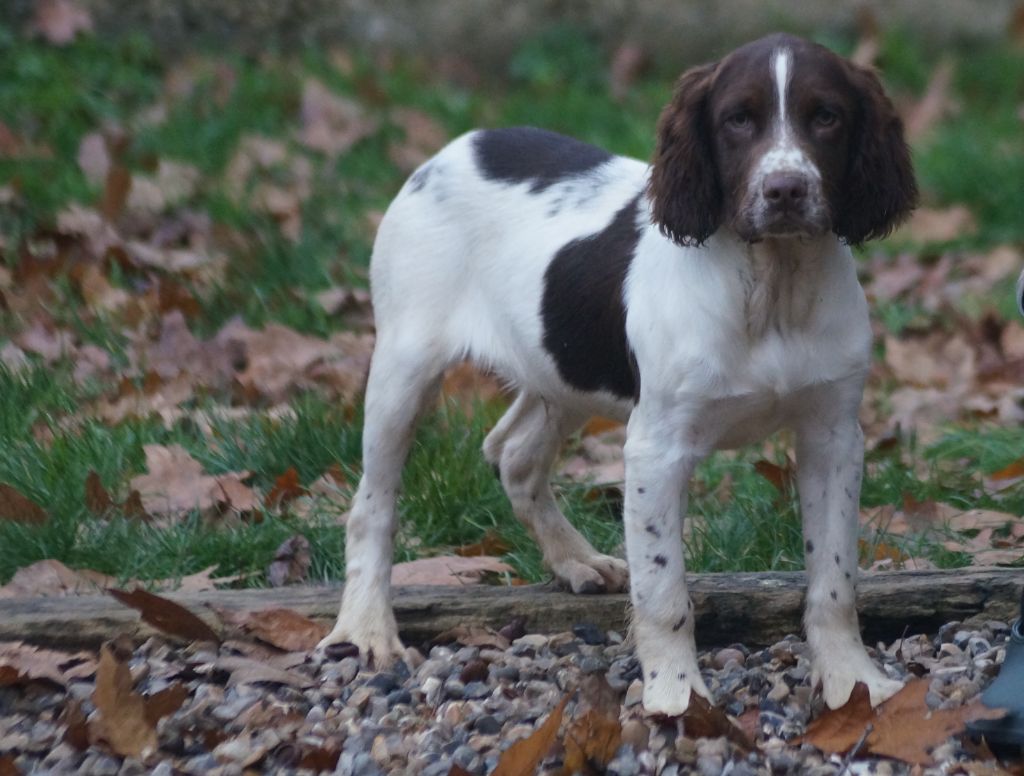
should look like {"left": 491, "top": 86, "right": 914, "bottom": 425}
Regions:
{"left": 318, "top": 32, "right": 918, "bottom": 716}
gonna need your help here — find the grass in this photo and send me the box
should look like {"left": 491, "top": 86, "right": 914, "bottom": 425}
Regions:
{"left": 0, "top": 23, "right": 1022, "bottom": 588}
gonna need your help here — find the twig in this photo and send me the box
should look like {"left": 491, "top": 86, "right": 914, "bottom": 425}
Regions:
{"left": 838, "top": 723, "right": 873, "bottom": 776}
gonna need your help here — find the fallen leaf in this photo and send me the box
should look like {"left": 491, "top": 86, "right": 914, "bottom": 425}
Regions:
{"left": 898, "top": 205, "right": 977, "bottom": 244}
{"left": 390, "top": 555, "right": 516, "bottom": 585}
{"left": 84, "top": 471, "right": 114, "bottom": 515}
{"left": 798, "top": 681, "right": 874, "bottom": 753}
{"left": 160, "top": 565, "right": 245, "bottom": 594}
{"left": 267, "top": 534, "right": 311, "bottom": 587}
{"left": 31, "top": 0, "right": 93, "bottom": 45}
{"left": 91, "top": 645, "right": 157, "bottom": 758}
{"left": 214, "top": 655, "right": 312, "bottom": 688}
{"left": 561, "top": 674, "right": 622, "bottom": 775}
{"left": 0, "top": 642, "right": 96, "bottom": 687}
{"left": 903, "top": 59, "right": 956, "bottom": 142}
{"left": 61, "top": 698, "right": 90, "bottom": 750}
{"left": 296, "top": 78, "right": 378, "bottom": 158}
{"left": 753, "top": 459, "right": 797, "bottom": 496}
{"left": 800, "top": 678, "right": 1005, "bottom": 765}
{"left": 108, "top": 587, "right": 220, "bottom": 643}
{"left": 229, "top": 608, "right": 327, "bottom": 652}
{"left": 0, "top": 559, "right": 115, "bottom": 598}
{"left": 0, "top": 483, "right": 48, "bottom": 524}
{"left": 609, "top": 41, "right": 648, "bottom": 100}
{"left": 432, "top": 624, "right": 510, "bottom": 650}
{"left": 454, "top": 530, "right": 512, "bottom": 558}
{"left": 100, "top": 164, "right": 132, "bottom": 222}
{"left": 129, "top": 443, "right": 255, "bottom": 518}
{"left": 493, "top": 695, "right": 569, "bottom": 776}
{"left": 682, "top": 694, "right": 754, "bottom": 750}
{"left": 441, "top": 361, "right": 510, "bottom": 410}
{"left": 143, "top": 682, "right": 189, "bottom": 727}
{"left": 266, "top": 467, "right": 307, "bottom": 509}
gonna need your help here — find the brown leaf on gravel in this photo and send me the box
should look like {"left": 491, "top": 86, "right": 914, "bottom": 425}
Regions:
{"left": 214, "top": 655, "right": 312, "bottom": 689}
{"left": 0, "top": 642, "right": 96, "bottom": 687}
{"left": 61, "top": 698, "right": 90, "bottom": 750}
{"left": 801, "top": 678, "right": 1006, "bottom": 765}
{"left": 390, "top": 555, "right": 516, "bottom": 586}
{"left": 129, "top": 443, "right": 255, "bottom": 518}
{"left": 682, "top": 694, "right": 754, "bottom": 751}
{"left": 230, "top": 608, "right": 328, "bottom": 652}
{"left": 493, "top": 694, "right": 569, "bottom": 776}
{"left": 91, "top": 645, "right": 157, "bottom": 759}
{"left": 798, "top": 681, "right": 874, "bottom": 754}
{"left": 31, "top": 0, "right": 93, "bottom": 45}
{"left": 0, "top": 559, "right": 116, "bottom": 598}
{"left": 267, "top": 534, "right": 312, "bottom": 587}
{"left": 142, "top": 682, "right": 189, "bottom": 727}
{"left": 0, "top": 483, "right": 48, "bottom": 525}
{"left": 561, "top": 674, "right": 622, "bottom": 775}
{"left": 108, "top": 587, "right": 220, "bottom": 643}
{"left": 433, "top": 624, "right": 511, "bottom": 651}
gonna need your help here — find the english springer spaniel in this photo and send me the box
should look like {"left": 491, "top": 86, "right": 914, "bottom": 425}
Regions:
{"left": 319, "top": 33, "right": 918, "bottom": 716}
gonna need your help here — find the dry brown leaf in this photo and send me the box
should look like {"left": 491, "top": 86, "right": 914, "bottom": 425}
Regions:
{"left": 0, "top": 559, "right": 115, "bottom": 598}
{"left": 143, "top": 682, "right": 189, "bottom": 727}
{"left": 161, "top": 565, "right": 245, "bottom": 594}
{"left": 898, "top": 205, "right": 977, "bottom": 244}
{"left": 561, "top": 674, "right": 622, "bottom": 775}
{"left": 682, "top": 694, "right": 754, "bottom": 750}
{"left": 231, "top": 608, "right": 328, "bottom": 652}
{"left": 129, "top": 443, "right": 255, "bottom": 518}
{"left": 801, "top": 679, "right": 1005, "bottom": 765}
{"left": 84, "top": 471, "right": 114, "bottom": 515}
{"left": 493, "top": 695, "right": 569, "bottom": 776}
{"left": 0, "top": 483, "right": 48, "bottom": 525}
{"left": 388, "top": 108, "right": 449, "bottom": 173}
{"left": 266, "top": 467, "right": 307, "bottom": 509}
{"left": 12, "top": 322, "right": 73, "bottom": 364}
{"left": 753, "top": 459, "right": 797, "bottom": 496}
{"left": 609, "top": 42, "right": 648, "bottom": 100}
{"left": 214, "top": 655, "right": 312, "bottom": 688}
{"left": 454, "top": 530, "right": 512, "bottom": 558}
{"left": 77, "top": 131, "right": 110, "bottom": 185}
{"left": 296, "top": 78, "right": 377, "bottom": 158}
{"left": 904, "top": 59, "right": 956, "bottom": 142}
{"left": 31, "top": 0, "right": 93, "bottom": 45}
{"left": 0, "top": 642, "right": 96, "bottom": 687}
{"left": 867, "top": 678, "right": 1004, "bottom": 765}
{"left": 390, "top": 555, "right": 516, "bottom": 586}
{"left": 267, "top": 534, "right": 312, "bottom": 587}
{"left": 100, "top": 164, "right": 132, "bottom": 222}
{"left": 798, "top": 681, "right": 873, "bottom": 753}
{"left": 91, "top": 645, "right": 157, "bottom": 759}
{"left": 61, "top": 698, "right": 90, "bottom": 750}
{"left": 433, "top": 624, "right": 510, "bottom": 650}
{"left": 441, "top": 361, "right": 510, "bottom": 411}
{"left": 108, "top": 587, "right": 220, "bottom": 643}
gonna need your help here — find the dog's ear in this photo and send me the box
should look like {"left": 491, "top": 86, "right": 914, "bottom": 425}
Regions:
{"left": 647, "top": 63, "right": 722, "bottom": 247}
{"left": 834, "top": 63, "right": 918, "bottom": 246}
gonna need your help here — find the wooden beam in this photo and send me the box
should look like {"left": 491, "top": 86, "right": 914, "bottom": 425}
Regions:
{"left": 1, "top": 568, "right": 1018, "bottom": 650}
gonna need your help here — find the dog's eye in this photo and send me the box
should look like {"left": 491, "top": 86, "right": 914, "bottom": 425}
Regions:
{"left": 812, "top": 107, "right": 839, "bottom": 128}
{"left": 726, "top": 111, "right": 752, "bottom": 129}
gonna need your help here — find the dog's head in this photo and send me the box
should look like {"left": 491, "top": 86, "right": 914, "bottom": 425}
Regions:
{"left": 648, "top": 33, "right": 918, "bottom": 247}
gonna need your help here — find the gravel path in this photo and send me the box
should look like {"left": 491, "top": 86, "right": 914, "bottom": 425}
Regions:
{"left": 0, "top": 617, "right": 1012, "bottom": 775}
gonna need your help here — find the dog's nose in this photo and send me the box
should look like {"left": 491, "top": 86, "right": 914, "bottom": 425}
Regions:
{"left": 763, "top": 173, "right": 808, "bottom": 206}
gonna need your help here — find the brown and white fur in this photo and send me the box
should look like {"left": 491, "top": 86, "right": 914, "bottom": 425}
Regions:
{"left": 318, "top": 33, "right": 918, "bottom": 716}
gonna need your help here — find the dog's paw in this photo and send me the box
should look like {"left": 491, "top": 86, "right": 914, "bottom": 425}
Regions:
{"left": 316, "top": 617, "right": 405, "bottom": 669}
{"left": 552, "top": 554, "right": 629, "bottom": 594}
{"left": 640, "top": 660, "right": 712, "bottom": 717}
{"left": 813, "top": 651, "right": 904, "bottom": 709}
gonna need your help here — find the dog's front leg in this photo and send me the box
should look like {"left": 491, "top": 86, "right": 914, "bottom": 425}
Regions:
{"left": 624, "top": 403, "right": 711, "bottom": 716}
{"left": 795, "top": 385, "right": 903, "bottom": 709}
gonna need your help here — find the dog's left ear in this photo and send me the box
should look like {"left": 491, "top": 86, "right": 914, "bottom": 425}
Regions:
{"left": 834, "top": 62, "right": 918, "bottom": 246}
{"left": 647, "top": 62, "right": 722, "bottom": 247}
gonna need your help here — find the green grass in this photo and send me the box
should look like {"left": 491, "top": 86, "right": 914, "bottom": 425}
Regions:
{"left": 0, "top": 23, "right": 1021, "bottom": 588}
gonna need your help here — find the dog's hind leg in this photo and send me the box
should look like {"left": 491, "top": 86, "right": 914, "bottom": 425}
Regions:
{"left": 318, "top": 335, "right": 447, "bottom": 665}
{"left": 486, "top": 394, "right": 629, "bottom": 593}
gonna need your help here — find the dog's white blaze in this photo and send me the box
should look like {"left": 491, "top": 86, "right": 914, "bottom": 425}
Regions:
{"left": 774, "top": 47, "right": 791, "bottom": 130}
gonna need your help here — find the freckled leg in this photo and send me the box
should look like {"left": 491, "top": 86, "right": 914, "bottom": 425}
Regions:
{"left": 484, "top": 394, "right": 628, "bottom": 593}
{"left": 796, "top": 393, "right": 903, "bottom": 708}
{"left": 624, "top": 407, "right": 711, "bottom": 716}
{"left": 318, "top": 339, "right": 446, "bottom": 665}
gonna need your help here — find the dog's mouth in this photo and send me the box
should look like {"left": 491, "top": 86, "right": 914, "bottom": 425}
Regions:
{"left": 734, "top": 208, "right": 830, "bottom": 243}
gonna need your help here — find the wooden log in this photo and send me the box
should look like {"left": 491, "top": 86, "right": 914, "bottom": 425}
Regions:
{"left": 0, "top": 568, "right": 1018, "bottom": 651}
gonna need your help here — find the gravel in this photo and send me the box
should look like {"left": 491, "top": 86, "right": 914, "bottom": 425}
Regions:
{"left": 0, "top": 618, "right": 1013, "bottom": 774}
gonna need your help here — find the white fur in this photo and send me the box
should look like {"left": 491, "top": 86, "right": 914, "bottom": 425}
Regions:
{"left": 318, "top": 55, "right": 903, "bottom": 715}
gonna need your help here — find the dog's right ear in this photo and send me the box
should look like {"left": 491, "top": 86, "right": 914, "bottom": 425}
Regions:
{"left": 647, "top": 63, "right": 721, "bottom": 247}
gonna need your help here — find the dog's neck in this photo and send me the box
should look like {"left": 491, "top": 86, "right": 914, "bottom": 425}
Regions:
{"left": 738, "top": 232, "right": 841, "bottom": 340}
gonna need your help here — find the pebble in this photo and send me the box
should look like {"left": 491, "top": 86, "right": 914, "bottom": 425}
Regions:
{"left": 3, "top": 617, "right": 1010, "bottom": 774}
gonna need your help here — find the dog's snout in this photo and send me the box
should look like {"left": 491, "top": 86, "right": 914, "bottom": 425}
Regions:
{"left": 763, "top": 173, "right": 808, "bottom": 207}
